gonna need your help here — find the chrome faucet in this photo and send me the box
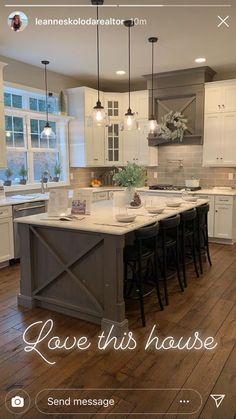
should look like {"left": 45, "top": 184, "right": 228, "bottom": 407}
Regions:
{"left": 41, "top": 179, "right": 48, "bottom": 194}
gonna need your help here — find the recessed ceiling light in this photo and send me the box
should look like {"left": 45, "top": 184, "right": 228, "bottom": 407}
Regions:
{"left": 195, "top": 58, "right": 206, "bottom": 63}
{"left": 116, "top": 70, "right": 126, "bottom": 75}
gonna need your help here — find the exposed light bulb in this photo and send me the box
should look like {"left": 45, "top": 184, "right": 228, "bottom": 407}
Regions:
{"left": 95, "top": 110, "right": 103, "bottom": 122}
{"left": 148, "top": 118, "right": 159, "bottom": 135}
{"left": 41, "top": 123, "right": 56, "bottom": 140}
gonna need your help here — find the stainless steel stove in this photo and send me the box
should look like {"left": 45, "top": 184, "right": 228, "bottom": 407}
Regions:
{"left": 149, "top": 184, "right": 202, "bottom": 192}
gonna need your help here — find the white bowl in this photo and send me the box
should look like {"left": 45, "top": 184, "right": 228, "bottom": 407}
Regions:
{"left": 115, "top": 214, "right": 136, "bottom": 223}
{"left": 165, "top": 199, "right": 182, "bottom": 208}
{"left": 146, "top": 206, "right": 165, "bottom": 214}
{"left": 183, "top": 196, "right": 198, "bottom": 203}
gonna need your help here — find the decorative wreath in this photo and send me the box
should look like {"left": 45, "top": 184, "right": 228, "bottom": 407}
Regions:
{"left": 159, "top": 111, "right": 188, "bottom": 142}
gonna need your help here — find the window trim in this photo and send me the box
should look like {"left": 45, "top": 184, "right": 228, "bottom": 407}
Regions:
{"left": 3, "top": 106, "right": 72, "bottom": 190}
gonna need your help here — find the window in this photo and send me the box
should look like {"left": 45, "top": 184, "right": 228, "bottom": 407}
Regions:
{"left": 107, "top": 100, "right": 119, "bottom": 117}
{"left": 107, "top": 123, "right": 119, "bottom": 162}
{"left": 0, "top": 85, "right": 68, "bottom": 186}
{"left": 4, "top": 92, "right": 23, "bottom": 109}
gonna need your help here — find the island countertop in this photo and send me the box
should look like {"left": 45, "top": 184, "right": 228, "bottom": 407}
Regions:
{"left": 15, "top": 198, "right": 209, "bottom": 236}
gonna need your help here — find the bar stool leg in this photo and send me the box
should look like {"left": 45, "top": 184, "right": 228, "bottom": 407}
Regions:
{"left": 175, "top": 242, "right": 184, "bottom": 292}
{"left": 162, "top": 242, "right": 169, "bottom": 306}
{"left": 181, "top": 233, "right": 187, "bottom": 288}
{"left": 197, "top": 227, "right": 203, "bottom": 275}
{"left": 192, "top": 230, "right": 200, "bottom": 278}
{"left": 137, "top": 261, "right": 146, "bottom": 327}
{"left": 154, "top": 253, "right": 164, "bottom": 311}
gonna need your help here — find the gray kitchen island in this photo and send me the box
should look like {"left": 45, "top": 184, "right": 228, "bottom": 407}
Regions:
{"left": 16, "top": 198, "right": 208, "bottom": 333}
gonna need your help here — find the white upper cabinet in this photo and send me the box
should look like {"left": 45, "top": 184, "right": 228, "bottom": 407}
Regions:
{"left": 203, "top": 112, "right": 236, "bottom": 167}
{"left": 67, "top": 86, "right": 156, "bottom": 167}
{"left": 0, "top": 62, "right": 7, "bottom": 168}
{"left": 122, "top": 90, "right": 149, "bottom": 120}
{"left": 67, "top": 86, "right": 105, "bottom": 167}
{"left": 203, "top": 80, "right": 236, "bottom": 167}
{"left": 205, "top": 80, "right": 236, "bottom": 113}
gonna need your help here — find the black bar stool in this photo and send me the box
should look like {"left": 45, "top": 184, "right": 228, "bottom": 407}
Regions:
{"left": 124, "top": 222, "right": 163, "bottom": 327}
{"left": 180, "top": 208, "right": 199, "bottom": 287}
{"left": 196, "top": 203, "right": 212, "bottom": 274}
{"left": 158, "top": 214, "right": 184, "bottom": 306}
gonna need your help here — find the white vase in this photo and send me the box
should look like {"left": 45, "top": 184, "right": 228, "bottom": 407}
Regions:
{"left": 125, "top": 187, "right": 135, "bottom": 205}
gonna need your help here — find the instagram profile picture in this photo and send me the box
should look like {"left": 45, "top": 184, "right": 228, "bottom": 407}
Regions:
{"left": 8, "top": 11, "right": 28, "bottom": 32}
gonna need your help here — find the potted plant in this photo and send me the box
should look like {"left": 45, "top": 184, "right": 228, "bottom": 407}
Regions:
{"left": 18, "top": 164, "right": 28, "bottom": 185}
{"left": 4, "top": 167, "right": 13, "bottom": 186}
{"left": 113, "top": 162, "right": 146, "bottom": 204}
{"left": 41, "top": 166, "right": 50, "bottom": 183}
{"left": 53, "top": 163, "right": 62, "bottom": 182}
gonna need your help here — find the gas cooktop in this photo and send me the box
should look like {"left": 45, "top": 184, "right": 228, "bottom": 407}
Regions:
{"left": 149, "top": 184, "right": 202, "bottom": 192}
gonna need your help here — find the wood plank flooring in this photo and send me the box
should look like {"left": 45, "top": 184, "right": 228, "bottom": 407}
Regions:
{"left": 0, "top": 243, "right": 236, "bottom": 418}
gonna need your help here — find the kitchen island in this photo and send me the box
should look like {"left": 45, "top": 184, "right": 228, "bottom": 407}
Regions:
{"left": 16, "top": 198, "right": 208, "bottom": 333}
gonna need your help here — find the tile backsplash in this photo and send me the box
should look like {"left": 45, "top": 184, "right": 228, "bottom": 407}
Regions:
{"left": 147, "top": 145, "right": 236, "bottom": 188}
{"left": 70, "top": 167, "right": 106, "bottom": 188}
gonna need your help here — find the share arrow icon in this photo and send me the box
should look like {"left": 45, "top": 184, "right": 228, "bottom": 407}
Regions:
{"left": 210, "top": 394, "right": 225, "bottom": 408}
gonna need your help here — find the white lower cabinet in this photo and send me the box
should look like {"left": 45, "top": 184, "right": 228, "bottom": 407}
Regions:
{"left": 198, "top": 194, "right": 235, "bottom": 242}
{"left": 214, "top": 204, "right": 233, "bottom": 239}
{"left": 0, "top": 206, "right": 14, "bottom": 263}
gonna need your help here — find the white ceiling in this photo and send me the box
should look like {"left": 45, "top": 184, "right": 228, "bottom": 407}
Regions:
{"left": 0, "top": 0, "right": 235, "bottom": 90}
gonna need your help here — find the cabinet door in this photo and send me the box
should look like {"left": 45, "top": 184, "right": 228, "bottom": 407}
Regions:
{"left": 198, "top": 195, "right": 215, "bottom": 237}
{"left": 221, "top": 113, "right": 236, "bottom": 166}
{"left": 85, "top": 88, "right": 104, "bottom": 117}
{"left": 214, "top": 205, "right": 233, "bottom": 239}
{"left": 123, "top": 129, "right": 138, "bottom": 164}
{"left": 86, "top": 125, "right": 105, "bottom": 166}
{"left": 104, "top": 94, "right": 121, "bottom": 119}
{"left": 137, "top": 121, "right": 149, "bottom": 166}
{"left": 0, "top": 101, "right": 6, "bottom": 168}
{"left": 130, "top": 91, "right": 148, "bottom": 119}
{"left": 203, "top": 114, "right": 221, "bottom": 165}
{"left": 105, "top": 123, "right": 122, "bottom": 166}
{"left": 205, "top": 87, "right": 222, "bottom": 113}
{"left": 0, "top": 218, "right": 14, "bottom": 262}
{"left": 224, "top": 84, "right": 236, "bottom": 112}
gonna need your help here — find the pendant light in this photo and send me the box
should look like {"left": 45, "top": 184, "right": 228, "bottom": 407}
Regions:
{"left": 40, "top": 60, "right": 56, "bottom": 141}
{"left": 148, "top": 37, "right": 159, "bottom": 136}
{"left": 123, "top": 19, "right": 137, "bottom": 131}
{"left": 92, "top": 0, "right": 106, "bottom": 127}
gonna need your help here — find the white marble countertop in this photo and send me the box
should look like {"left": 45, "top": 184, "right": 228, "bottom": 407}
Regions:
{"left": 15, "top": 198, "right": 209, "bottom": 236}
{"left": 138, "top": 187, "right": 236, "bottom": 196}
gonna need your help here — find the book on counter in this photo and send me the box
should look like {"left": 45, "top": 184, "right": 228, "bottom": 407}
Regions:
{"left": 71, "top": 189, "right": 92, "bottom": 215}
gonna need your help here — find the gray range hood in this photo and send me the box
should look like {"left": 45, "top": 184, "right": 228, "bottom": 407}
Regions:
{"left": 144, "top": 66, "right": 216, "bottom": 146}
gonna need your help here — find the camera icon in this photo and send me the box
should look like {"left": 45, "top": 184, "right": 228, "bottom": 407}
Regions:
{"left": 11, "top": 396, "right": 25, "bottom": 408}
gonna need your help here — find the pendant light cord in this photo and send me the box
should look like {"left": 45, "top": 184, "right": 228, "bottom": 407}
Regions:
{"left": 128, "top": 24, "right": 131, "bottom": 111}
{"left": 151, "top": 40, "right": 154, "bottom": 117}
{"left": 44, "top": 63, "right": 49, "bottom": 124}
{"left": 96, "top": 5, "right": 100, "bottom": 103}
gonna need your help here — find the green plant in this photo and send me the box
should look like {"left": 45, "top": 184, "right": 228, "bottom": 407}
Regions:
{"left": 41, "top": 165, "right": 50, "bottom": 179}
{"left": 5, "top": 167, "right": 13, "bottom": 180}
{"left": 113, "top": 162, "right": 147, "bottom": 189}
{"left": 19, "top": 164, "right": 28, "bottom": 180}
{"left": 54, "top": 163, "right": 62, "bottom": 177}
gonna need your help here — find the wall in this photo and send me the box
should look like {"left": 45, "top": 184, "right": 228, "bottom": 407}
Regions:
{"left": 147, "top": 145, "right": 236, "bottom": 188}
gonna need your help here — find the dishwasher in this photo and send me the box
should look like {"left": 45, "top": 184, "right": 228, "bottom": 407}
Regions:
{"left": 13, "top": 201, "right": 46, "bottom": 258}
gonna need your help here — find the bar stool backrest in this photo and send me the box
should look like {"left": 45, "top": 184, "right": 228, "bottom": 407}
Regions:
{"left": 196, "top": 203, "right": 209, "bottom": 228}
{"left": 135, "top": 222, "right": 159, "bottom": 240}
{"left": 159, "top": 214, "right": 180, "bottom": 230}
{"left": 181, "top": 208, "right": 197, "bottom": 221}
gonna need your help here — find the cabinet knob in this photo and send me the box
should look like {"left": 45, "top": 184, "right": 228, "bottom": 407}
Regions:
{"left": 215, "top": 210, "right": 218, "bottom": 213}
{"left": 220, "top": 157, "right": 223, "bottom": 160}
{"left": 222, "top": 104, "right": 225, "bottom": 108}
{"left": 216, "top": 157, "right": 219, "bottom": 160}
{"left": 218, "top": 105, "right": 221, "bottom": 109}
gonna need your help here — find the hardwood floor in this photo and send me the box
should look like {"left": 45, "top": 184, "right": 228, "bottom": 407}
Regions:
{"left": 0, "top": 243, "right": 236, "bottom": 418}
